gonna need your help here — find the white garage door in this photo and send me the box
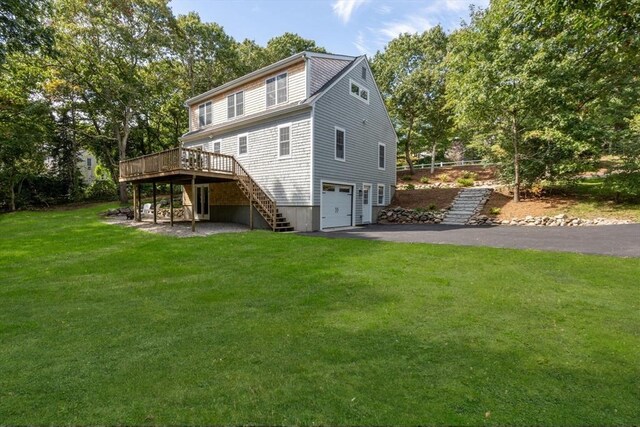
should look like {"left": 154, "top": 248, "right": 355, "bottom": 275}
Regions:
{"left": 322, "top": 183, "right": 353, "bottom": 229}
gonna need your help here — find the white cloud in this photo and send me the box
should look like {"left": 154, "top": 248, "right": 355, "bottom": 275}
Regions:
{"left": 353, "top": 31, "right": 371, "bottom": 55}
{"left": 378, "top": 15, "right": 432, "bottom": 39}
{"left": 376, "top": 4, "right": 392, "bottom": 15}
{"left": 332, "top": 0, "right": 368, "bottom": 24}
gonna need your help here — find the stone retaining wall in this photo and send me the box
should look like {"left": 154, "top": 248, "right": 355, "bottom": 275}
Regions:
{"left": 470, "top": 213, "right": 633, "bottom": 226}
{"left": 378, "top": 207, "right": 447, "bottom": 224}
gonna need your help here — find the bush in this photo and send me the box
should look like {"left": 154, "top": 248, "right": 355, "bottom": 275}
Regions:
{"left": 85, "top": 180, "right": 118, "bottom": 201}
{"left": 457, "top": 178, "right": 474, "bottom": 187}
{"left": 420, "top": 176, "right": 430, "bottom": 184}
{"left": 489, "top": 207, "right": 501, "bottom": 215}
{"left": 462, "top": 171, "right": 478, "bottom": 180}
{"left": 428, "top": 203, "right": 437, "bottom": 211}
{"left": 438, "top": 173, "right": 450, "bottom": 182}
{"left": 401, "top": 175, "right": 413, "bottom": 181}
{"left": 603, "top": 172, "right": 640, "bottom": 202}
{"left": 406, "top": 183, "right": 416, "bottom": 190}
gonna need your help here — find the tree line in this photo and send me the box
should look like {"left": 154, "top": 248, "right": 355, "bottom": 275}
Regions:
{"left": 1, "top": 0, "right": 638, "bottom": 210}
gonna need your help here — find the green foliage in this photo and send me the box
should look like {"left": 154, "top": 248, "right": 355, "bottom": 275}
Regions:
{"left": 489, "top": 207, "right": 501, "bottom": 215}
{"left": 420, "top": 176, "right": 430, "bottom": 184}
{"left": 84, "top": 180, "right": 118, "bottom": 201}
{"left": 437, "top": 173, "right": 450, "bottom": 182}
{"left": 603, "top": 173, "right": 640, "bottom": 202}
{"left": 405, "top": 183, "right": 416, "bottom": 190}
{"left": 401, "top": 174, "right": 413, "bottom": 181}
{"left": 428, "top": 203, "right": 437, "bottom": 210}
{"left": 456, "top": 178, "right": 474, "bottom": 187}
{"left": 0, "top": 0, "right": 54, "bottom": 63}
{"left": 461, "top": 171, "right": 477, "bottom": 180}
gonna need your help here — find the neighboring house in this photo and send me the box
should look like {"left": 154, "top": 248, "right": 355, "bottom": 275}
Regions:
{"left": 119, "top": 51, "right": 397, "bottom": 232}
{"left": 77, "top": 149, "right": 97, "bottom": 185}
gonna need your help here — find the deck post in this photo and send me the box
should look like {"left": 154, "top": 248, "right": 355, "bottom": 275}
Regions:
{"left": 191, "top": 174, "right": 196, "bottom": 232}
{"left": 132, "top": 184, "right": 137, "bottom": 221}
{"left": 152, "top": 182, "right": 157, "bottom": 224}
{"left": 249, "top": 180, "right": 253, "bottom": 230}
{"left": 136, "top": 183, "right": 142, "bottom": 222}
{"left": 169, "top": 181, "right": 174, "bottom": 227}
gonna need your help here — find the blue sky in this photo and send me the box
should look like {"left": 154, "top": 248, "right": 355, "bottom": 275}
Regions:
{"left": 168, "top": 0, "right": 488, "bottom": 57}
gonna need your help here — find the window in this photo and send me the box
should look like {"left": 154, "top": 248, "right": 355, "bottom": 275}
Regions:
{"left": 377, "top": 184, "right": 385, "bottom": 205}
{"left": 86, "top": 158, "right": 92, "bottom": 170}
{"left": 335, "top": 127, "right": 345, "bottom": 161}
{"left": 361, "top": 66, "right": 367, "bottom": 80}
{"left": 213, "top": 140, "right": 221, "bottom": 153}
{"left": 349, "top": 79, "right": 369, "bottom": 104}
{"left": 238, "top": 134, "right": 248, "bottom": 155}
{"left": 266, "top": 73, "right": 287, "bottom": 107}
{"left": 198, "top": 101, "right": 212, "bottom": 127}
{"left": 363, "top": 186, "right": 369, "bottom": 205}
{"left": 278, "top": 125, "right": 291, "bottom": 158}
{"left": 227, "top": 91, "right": 244, "bottom": 119}
{"left": 378, "top": 143, "right": 386, "bottom": 170}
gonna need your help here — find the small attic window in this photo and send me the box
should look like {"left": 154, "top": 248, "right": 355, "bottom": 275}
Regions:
{"left": 361, "top": 66, "right": 366, "bottom": 80}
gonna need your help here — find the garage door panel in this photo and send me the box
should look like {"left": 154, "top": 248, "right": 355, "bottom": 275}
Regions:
{"left": 322, "top": 184, "right": 353, "bottom": 229}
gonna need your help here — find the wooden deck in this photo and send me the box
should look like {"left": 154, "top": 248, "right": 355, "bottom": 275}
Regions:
{"left": 119, "top": 147, "right": 282, "bottom": 231}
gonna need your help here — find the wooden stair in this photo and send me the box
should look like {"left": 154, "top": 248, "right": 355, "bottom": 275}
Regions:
{"left": 233, "top": 160, "right": 293, "bottom": 232}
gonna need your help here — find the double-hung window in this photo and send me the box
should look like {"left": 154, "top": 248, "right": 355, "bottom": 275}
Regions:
{"left": 378, "top": 143, "right": 386, "bottom": 170}
{"left": 227, "top": 91, "right": 244, "bottom": 119}
{"left": 278, "top": 125, "right": 291, "bottom": 158}
{"left": 349, "top": 79, "right": 369, "bottom": 104}
{"left": 335, "top": 127, "right": 345, "bottom": 161}
{"left": 213, "top": 140, "right": 221, "bottom": 153}
{"left": 377, "top": 184, "right": 385, "bottom": 205}
{"left": 198, "top": 101, "right": 212, "bottom": 127}
{"left": 266, "top": 73, "right": 287, "bottom": 107}
{"left": 238, "top": 133, "right": 248, "bottom": 155}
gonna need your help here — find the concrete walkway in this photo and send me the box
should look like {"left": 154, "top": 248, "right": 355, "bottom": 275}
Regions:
{"left": 306, "top": 223, "right": 640, "bottom": 257}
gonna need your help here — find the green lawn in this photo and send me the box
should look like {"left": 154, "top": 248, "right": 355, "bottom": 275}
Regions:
{"left": 1, "top": 205, "right": 639, "bottom": 425}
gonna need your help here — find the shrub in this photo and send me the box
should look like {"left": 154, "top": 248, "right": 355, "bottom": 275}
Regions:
{"left": 438, "top": 173, "right": 450, "bottom": 182}
{"left": 420, "top": 176, "right": 430, "bottom": 184}
{"left": 428, "top": 203, "right": 437, "bottom": 211}
{"left": 85, "top": 180, "right": 118, "bottom": 201}
{"left": 406, "top": 183, "right": 415, "bottom": 190}
{"left": 401, "top": 175, "right": 413, "bottom": 181}
{"left": 489, "top": 207, "right": 501, "bottom": 215}
{"left": 457, "top": 177, "right": 474, "bottom": 187}
{"left": 462, "top": 171, "right": 478, "bottom": 180}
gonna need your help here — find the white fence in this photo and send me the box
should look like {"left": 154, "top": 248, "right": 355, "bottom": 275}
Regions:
{"left": 397, "top": 159, "right": 486, "bottom": 172}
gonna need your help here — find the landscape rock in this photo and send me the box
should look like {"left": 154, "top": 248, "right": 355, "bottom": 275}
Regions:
{"left": 378, "top": 207, "right": 447, "bottom": 224}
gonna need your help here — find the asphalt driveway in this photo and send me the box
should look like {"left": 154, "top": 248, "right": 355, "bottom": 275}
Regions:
{"left": 306, "top": 223, "right": 640, "bottom": 257}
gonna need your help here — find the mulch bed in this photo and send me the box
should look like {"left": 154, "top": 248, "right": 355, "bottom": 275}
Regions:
{"left": 390, "top": 188, "right": 460, "bottom": 210}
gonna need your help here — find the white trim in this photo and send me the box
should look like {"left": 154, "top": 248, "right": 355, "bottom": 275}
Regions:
{"left": 265, "top": 72, "right": 288, "bottom": 108}
{"left": 277, "top": 123, "right": 292, "bottom": 159}
{"left": 334, "top": 126, "right": 346, "bottom": 162}
{"left": 305, "top": 56, "right": 311, "bottom": 99}
{"left": 349, "top": 78, "right": 370, "bottom": 105}
{"left": 377, "top": 184, "right": 385, "bottom": 206}
{"left": 320, "top": 179, "right": 356, "bottom": 230}
{"left": 213, "top": 139, "right": 221, "bottom": 153}
{"left": 309, "top": 105, "right": 315, "bottom": 206}
{"left": 362, "top": 182, "right": 372, "bottom": 223}
{"left": 198, "top": 101, "right": 213, "bottom": 128}
{"left": 378, "top": 142, "right": 386, "bottom": 170}
{"left": 237, "top": 132, "right": 249, "bottom": 156}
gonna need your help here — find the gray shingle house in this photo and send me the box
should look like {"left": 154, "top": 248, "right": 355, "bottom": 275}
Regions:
{"left": 120, "top": 52, "right": 397, "bottom": 232}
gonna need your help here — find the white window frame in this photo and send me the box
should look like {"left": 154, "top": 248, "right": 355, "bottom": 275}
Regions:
{"left": 198, "top": 101, "right": 212, "bottom": 128}
{"left": 377, "top": 184, "right": 385, "bottom": 206}
{"left": 334, "top": 126, "right": 346, "bottom": 162}
{"left": 227, "top": 91, "right": 244, "bottom": 120}
{"left": 213, "top": 139, "right": 221, "bottom": 153}
{"left": 349, "top": 78, "right": 369, "bottom": 104}
{"left": 237, "top": 133, "right": 248, "bottom": 156}
{"left": 378, "top": 142, "right": 386, "bottom": 170}
{"left": 277, "top": 123, "right": 292, "bottom": 159}
{"left": 266, "top": 72, "right": 288, "bottom": 108}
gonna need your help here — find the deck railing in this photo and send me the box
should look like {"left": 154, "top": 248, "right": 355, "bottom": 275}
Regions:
{"left": 119, "top": 147, "right": 277, "bottom": 229}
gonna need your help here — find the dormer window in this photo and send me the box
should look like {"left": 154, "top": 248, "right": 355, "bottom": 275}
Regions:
{"left": 227, "top": 91, "right": 244, "bottom": 119}
{"left": 198, "top": 101, "right": 212, "bottom": 127}
{"left": 349, "top": 79, "right": 369, "bottom": 104}
{"left": 266, "top": 72, "right": 287, "bottom": 107}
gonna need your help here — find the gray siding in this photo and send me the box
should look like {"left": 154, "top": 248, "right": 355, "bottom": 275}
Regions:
{"left": 312, "top": 58, "right": 397, "bottom": 225}
{"left": 185, "top": 110, "right": 312, "bottom": 206}
{"left": 309, "top": 57, "right": 352, "bottom": 95}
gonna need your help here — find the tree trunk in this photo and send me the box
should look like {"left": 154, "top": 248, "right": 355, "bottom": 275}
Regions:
{"left": 430, "top": 143, "right": 437, "bottom": 174}
{"left": 116, "top": 107, "right": 133, "bottom": 204}
{"left": 512, "top": 114, "right": 520, "bottom": 203}
{"left": 405, "top": 118, "right": 415, "bottom": 175}
{"left": 9, "top": 180, "right": 15, "bottom": 212}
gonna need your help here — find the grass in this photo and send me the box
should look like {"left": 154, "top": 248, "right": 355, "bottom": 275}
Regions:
{"left": 1, "top": 205, "right": 639, "bottom": 425}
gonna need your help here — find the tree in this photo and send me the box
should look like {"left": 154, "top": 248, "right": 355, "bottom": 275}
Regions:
{"left": 372, "top": 26, "right": 452, "bottom": 175}
{"left": 0, "top": 0, "right": 54, "bottom": 63}
{"left": 52, "top": 0, "right": 176, "bottom": 203}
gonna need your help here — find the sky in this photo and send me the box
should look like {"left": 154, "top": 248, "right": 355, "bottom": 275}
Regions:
{"left": 168, "top": 0, "right": 489, "bottom": 57}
